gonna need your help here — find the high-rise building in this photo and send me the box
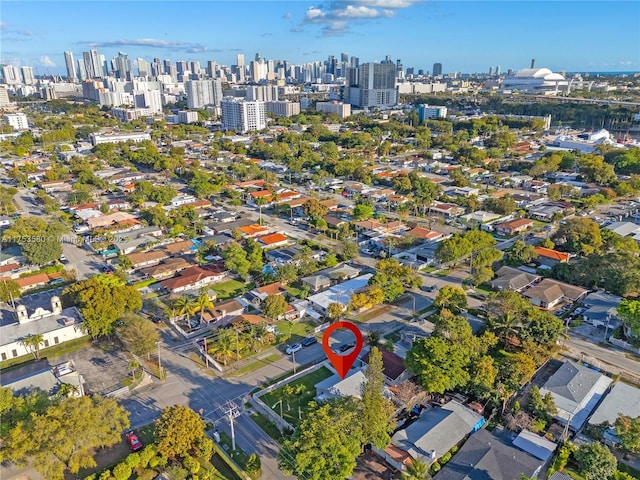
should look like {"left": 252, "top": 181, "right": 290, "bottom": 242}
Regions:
{"left": 2, "top": 65, "right": 21, "bottom": 85}
{"left": 20, "top": 66, "right": 35, "bottom": 85}
{"left": 77, "top": 59, "right": 87, "bottom": 80}
{"left": 190, "top": 61, "right": 201, "bottom": 77}
{"left": 237, "top": 54, "right": 245, "bottom": 67}
{"left": 341, "top": 53, "right": 349, "bottom": 63}
{"left": 136, "top": 58, "right": 151, "bottom": 77}
{"left": 348, "top": 62, "right": 397, "bottom": 108}
{"left": 221, "top": 97, "right": 266, "bottom": 133}
{"left": 246, "top": 85, "right": 278, "bottom": 102}
{"left": 133, "top": 89, "right": 162, "bottom": 114}
{"left": 432, "top": 63, "right": 443, "bottom": 76}
{"left": 495, "top": 65, "right": 501, "bottom": 76}
{"left": 114, "top": 52, "right": 132, "bottom": 80}
{"left": 0, "top": 85, "right": 11, "bottom": 106}
{"left": 64, "top": 51, "right": 77, "bottom": 81}
{"left": 207, "top": 60, "right": 218, "bottom": 78}
{"left": 82, "top": 50, "right": 102, "bottom": 78}
{"left": 417, "top": 104, "right": 448, "bottom": 121}
{"left": 4, "top": 113, "right": 29, "bottom": 130}
{"left": 185, "top": 79, "right": 223, "bottom": 108}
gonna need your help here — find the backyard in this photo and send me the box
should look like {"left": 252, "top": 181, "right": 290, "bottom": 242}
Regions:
{"left": 211, "top": 280, "right": 251, "bottom": 301}
{"left": 261, "top": 366, "right": 333, "bottom": 427}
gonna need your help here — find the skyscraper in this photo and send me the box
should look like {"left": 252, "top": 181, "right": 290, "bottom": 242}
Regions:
{"left": 114, "top": 52, "right": 132, "bottom": 80}
{"left": 64, "top": 51, "right": 76, "bottom": 81}
{"left": 20, "top": 66, "right": 35, "bottom": 85}
{"left": 348, "top": 62, "right": 397, "bottom": 108}
{"left": 495, "top": 65, "right": 501, "bottom": 76}
{"left": 185, "top": 79, "right": 223, "bottom": 109}
{"left": 1, "top": 65, "right": 21, "bottom": 85}
{"left": 136, "top": 58, "right": 151, "bottom": 78}
{"left": 432, "top": 63, "right": 443, "bottom": 76}
{"left": 77, "top": 59, "right": 87, "bottom": 80}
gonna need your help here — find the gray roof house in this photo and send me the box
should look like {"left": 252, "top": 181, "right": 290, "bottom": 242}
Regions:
{"left": 540, "top": 361, "right": 612, "bottom": 431}
{"left": 588, "top": 382, "right": 640, "bottom": 446}
{"left": 379, "top": 401, "right": 485, "bottom": 469}
{"left": 581, "top": 290, "right": 621, "bottom": 328}
{"left": 301, "top": 274, "right": 332, "bottom": 293}
{"left": 434, "top": 428, "right": 547, "bottom": 480}
{"left": 490, "top": 266, "right": 541, "bottom": 292}
{"left": 1, "top": 359, "right": 85, "bottom": 397}
{"left": 314, "top": 369, "right": 366, "bottom": 401}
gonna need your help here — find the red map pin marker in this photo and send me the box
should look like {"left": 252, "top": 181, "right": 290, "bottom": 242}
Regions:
{"left": 322, "top": 321, "right": 364, "bottom": 379}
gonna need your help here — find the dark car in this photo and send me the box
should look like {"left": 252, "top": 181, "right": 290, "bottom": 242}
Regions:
{"left": 302, "top": 336, "right": 317, "bottom": 347}
{"left": 421, "top": 285, "right": 437, "bottom": 292}
{"left": 338, "top": 343, "right": 355, "bottom": 353}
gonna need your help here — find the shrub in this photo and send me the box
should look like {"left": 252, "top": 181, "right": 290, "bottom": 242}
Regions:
{"left": 148, "top": 456, "right": 161, "bottom": 468}
{"left": 530, "top": 418, "right": 547, "bottom": 433}
{"left": 431, "top": 461, "right": 441, "bottom": 474}
{"left": 138, "top": 470, "right": 157, "bottom": 480}
{"left": 98, "top": 470, "right": 111, "bottom": 480}
{"left": 451, "top": 445, "right": 458, "bottom": 454}
{"left": 125, "top": 453, "right": 140, "bottom": 468}
{"left": 183, "top": 456, "right": 200, "bottom": 475}
{"left": 246, "top": 453, "right": 262, "bottom": 475}
{"left": 139, "top": 445, "right": 156, "bottom": 468}
{"left": 512, "top": 401, "right": 521, "bottom": 414}
{"left": 84, "top": 475, "right": 97, "bottom": 480}
{"left": 112, "top": 463, "right": 132, "bottom": 480}
{"left": 197, "top": 437, "right": 214, "bottom": 461}
{"left": 440, "top": 452, "right": 451, "bottom": 464}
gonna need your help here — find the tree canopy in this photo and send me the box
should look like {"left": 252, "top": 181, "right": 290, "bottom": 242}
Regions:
{"left": 155, "top": 405, "right": 206, "bottom": 460}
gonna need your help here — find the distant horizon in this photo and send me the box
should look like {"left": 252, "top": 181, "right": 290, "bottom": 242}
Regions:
{"left": 2, "top": 1, "right": 639, "bottom": 76}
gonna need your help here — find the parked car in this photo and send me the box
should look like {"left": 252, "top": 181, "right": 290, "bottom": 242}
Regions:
{"left": 302, "top": 336, "right": 317, "bottom": 347}
{"left": 125, "top": 431, "right": 143, "bottom": 452}
{"left": 421, "top": 285, "right": 437, "bottom": 292}
{"left": 286, "top": 343, "right": 302, "bottom": 355}
{"left": 338, "top": 343, "right": 355, "bottom": 353}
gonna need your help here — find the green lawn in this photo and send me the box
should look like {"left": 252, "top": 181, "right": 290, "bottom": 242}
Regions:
{"left": 276, "top": 319, "right": 316, "bottom": 343}
{"left": 250, "top": 412, "right": 283, "bottom": 442}
{"left": 230, "top": 353, "right": 281, "bottom": 377}
{"left": 211, "top": 280, "right": 248, "bottom": 300}
{"left": 618, "top": 463, "right": 640, "bottom": 479}
{"left": 261, "top": 366, "right": 333, "bottom": 427}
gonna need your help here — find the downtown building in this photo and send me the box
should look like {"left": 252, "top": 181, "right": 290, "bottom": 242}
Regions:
{"left": 346, "top": 62, "right": 397, "bottom": 109}
{"left": 221, "top": 97, "right": 266, "bottom": 133}
{"left": 185, "top": 79, "right": 223, "bottom": 109}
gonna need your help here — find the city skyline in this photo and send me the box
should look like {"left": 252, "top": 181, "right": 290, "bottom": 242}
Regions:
{"left": 1, "top": 1, "right": 639, "bottom": 76}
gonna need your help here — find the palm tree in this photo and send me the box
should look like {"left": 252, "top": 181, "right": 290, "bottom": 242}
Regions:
{"left": 209, "top": 329, "right": 236, "bottom": 366}
{"left": 397, "top": 203, "right": 410, "bottom": 226}
{"left": 128, "top": 359, "right": 140, "bottom": 380}
{"left": 57, "top": 383, "right": 80, "bottom": 398}
{"left": 19, "top": 334, "right": 45, "bottom": 359}
{"left": 194, "top": 292, "right": 213, "bottom": 323}
{"left": 174, "top": 295, "right": 196, "bottom": 322}
{"left": 402, "top": 458, "right": 430, "bottom": 479}
{"left": 254, "top": 195, "right": 270, "bottom": 225}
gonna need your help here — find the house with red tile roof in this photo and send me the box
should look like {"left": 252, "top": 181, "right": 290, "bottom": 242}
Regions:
{"left": 495, "top": 218, "right": 534, "bottom": 236}
{"left": 252, "top": 282, "right": 288, "bottom": 301}
{"left": 160, "top": 264, "right": 228, "bottom": 294}
{"left": 535, "top": 247, "right": 570, "bottom": 267}
{"left": 408, "top": 227, "right": 445, "bottom": 242}
{"left": 429, "top": 202, "right": 465, "bottom": 218}
{"left": 247, "top": 190, "right": 273, "bottom": 206}
{"left": 14, "top": 273, "right": 49, "bottom": 292}
{"left": 125, "top": 250, "right": 170, "bottom": 270}
{"left": 257, "top": 233, "right": 289, "bottom": 248}
{"left": 237, "top": 224, "right": 270, "bottom": 238}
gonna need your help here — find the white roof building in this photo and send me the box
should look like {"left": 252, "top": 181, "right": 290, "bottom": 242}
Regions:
{"left": 502, "top": 68, "right": 568, "bottom": 95}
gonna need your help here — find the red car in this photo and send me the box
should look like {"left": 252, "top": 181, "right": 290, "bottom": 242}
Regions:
{"left": 125, "top": 431, "right": 143, "bottom": 452}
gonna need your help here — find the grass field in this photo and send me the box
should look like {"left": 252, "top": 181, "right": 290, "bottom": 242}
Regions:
{"left": 0, "top": 337, "right": 91, "bottom": 370}
{"left": 250, "top": 412, "right": 283, "bottom": 441}
{"left": 211, "top": 280, "right": 248, "bottom": 300}
{"left": 276, "top": 319, "right": 317, "bottom": 342}
{"left": 230, "top": 353, "right": 281, "bottom": 377}
{"left": 261, "top": 366, "right": 333, "bottom": 427}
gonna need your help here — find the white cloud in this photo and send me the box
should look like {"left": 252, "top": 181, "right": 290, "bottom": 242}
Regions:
{"left": 81, "top": 38, "right": 207, "bottom": 52}
{"left": 299, "top": 0, "right": 418, "bottom": 35}
{"left": 39, "top": 55, "right": 56, "bottom": 67}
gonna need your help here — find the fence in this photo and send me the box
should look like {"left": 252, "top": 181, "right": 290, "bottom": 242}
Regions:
{"left": 609, "top": 337, "right": 640, "bottom": 356}
{"left": 251, "top": 361, "right": 331, "bottom": 433}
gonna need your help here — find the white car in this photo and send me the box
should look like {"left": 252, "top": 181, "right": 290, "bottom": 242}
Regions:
{"left": 286, "top": 343, "right": 302, "bottom": 355}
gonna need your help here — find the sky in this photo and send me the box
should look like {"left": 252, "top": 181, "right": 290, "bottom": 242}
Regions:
{"left": 1, "top": 1, "right": 639, "bottom": 76}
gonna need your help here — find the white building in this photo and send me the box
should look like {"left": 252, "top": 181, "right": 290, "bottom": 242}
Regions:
{"left": 4, "top": 113, "right": 29, "bottom": 131}
{"left": 0, "top": 295, "right": 87, "bottom": 362}
{"left": 247, "top": 85, "right": 278, "bottom": 102}
{"left": 316, "top": 101, "right": 351, "bottom": 119}
{"left": 0, "top": 85, "right": 11, "bottom": 106}
{"left": 133, "top": 89, "right": 162, "bottom": 114}
{"left": 185, "top": 79, "right": 223, "bottom": 109}
{"left": 20, "top": 66, "right": 36, "bottom": 85}
{"left": 221, "top": 98, "right": 266, "bottom": 133}
{"left": 64, "top": 51, "right": 77, "bottom": 81}
{"left": 2, "top": 64, "right": 21, "bottom": 85}
{"left": 502, "top": 68, "right": 568, "bottom": 95}
{"left": 89, "top": 132, "right": 151, "bottom": 145}
{"left": 178, "top": 110, "right": 199, "bottom": 124}
{"left": 417, "top": 104, "right": 447, "bottom": 120}
{"left": 266, "top": 100, "right": 300, "bottom": 118}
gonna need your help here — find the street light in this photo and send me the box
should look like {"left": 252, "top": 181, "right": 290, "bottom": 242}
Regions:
{"left": 273, "top": 399, "right": 284, "bottom": 433}
{"left": 292, "top": 349, "right": 297, "bottom": 374}
{"left": 156, "top": 341, "right": 163, "bottom": 378}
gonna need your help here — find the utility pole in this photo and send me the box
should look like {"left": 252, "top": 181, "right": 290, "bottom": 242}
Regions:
{"left": 156, "top": 341, "right": 163, "bottom": 377}
{"left": 273, "top": 399, "right": 284, "bottom": 433}
{"left": 224, "top": 401, "right": 240, "bottom": 453}
{"left": 204, "top": 337, "right": 208, "bottom": 368}
{"left": 292, "top": 349, "right": 297, "bottom": 374}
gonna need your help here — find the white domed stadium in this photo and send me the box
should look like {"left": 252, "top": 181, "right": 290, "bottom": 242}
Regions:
{"left": 502, "top": 68, "right": 568, "bottom": 94}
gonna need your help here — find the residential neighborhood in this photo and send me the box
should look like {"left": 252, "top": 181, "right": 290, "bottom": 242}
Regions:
{"left": 2, "top": 19, "right": 640, "bottom": 480}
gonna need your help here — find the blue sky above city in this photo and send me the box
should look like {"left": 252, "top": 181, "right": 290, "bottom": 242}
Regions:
{"left": 2, "top": 1, "right": 639, "bottom": 75}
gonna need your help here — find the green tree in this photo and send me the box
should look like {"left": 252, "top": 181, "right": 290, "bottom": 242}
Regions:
{"left": 552, "top": 218, "right": 603, "bottom": 255}
{"left": 303, "top": 199, "right": 329, "bottom": 219}
{"left": 0, "top": 279, "right": 21, "bottom": 303}
{"left": 433, "top": 286, "right": 468, "bottom": 314}
{"left": 245, "top": 453, "right": 262, "bottom": 476}
{"left": 341, "top": 241, "right": 358, "bottom": 260}
{"left": 194, "top": 292, "right": 214, "bottom": 322}
{"left": 278, "top": 398, "right": 363, "bottom": 480}
{"left": 360, "top": 347, "right": 395, "bottom": 448}
{"left": 327, "top": 302, "right": 344, "bottom": 321}
{"left": 244, "top": 238, "right": 264, "bottom": 273}
{"left": 275, "top": 264, "right": 298, "bottom": 284}
{"left": 406, "top": 336, "right": 470, "bottom": 394}
{"left": 617, "top": 299, "right": 640, "bottom": 340}
{"left": 574, "top": 442, "right": 618, "bottom": 480}
{"left": 402, "top": 459, "right": 430, "bottom": 479}
{"left": 353, "top": 204, "right": 374, "bottom": 221}
{"left": 222, "top": 242, "right": 251, "bottom": 279}
{"left": 62, "top": 278, "right": 142, "bottom": 338}
{"left": 2, "top": 395, "right": 129, "bottom": 480}
{"left": 118, "top": 313, "right": 160, "bottom": 358}
{"left": 3, "top": 217, "right": 67, "bottom": 265}
{"left": 528, "top": 385, "right": 558, "bottom": 421}
{"left": 505, "top": 240, "right": 538, "bottom": 266}
{"left": 112, "top": 462, "right": 132, "bottom": 480}
{"left": 614, "top": 415, "right": 640, "bottom": 455}
{"left": 155, "top": 405, "right": 206, "bottom": 460}
{"left": 262, "top": 294, "right": 288, "bottom": 320}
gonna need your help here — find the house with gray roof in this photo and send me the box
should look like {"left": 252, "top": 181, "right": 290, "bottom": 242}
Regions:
{"left": 490, "top": 266, "right": 541, "bottom": 292}
{"left": 580, "top": 290, "right": 621, "bottom": 328}
{"left": 1, "top": 359, "right": 85, "bottom": 397}
{"left": 434, "top": 428, "right": 547, "bottom": 480}
{"left": 540, "top": 361, "right": 612, "bottom": 431}
{"left": 379, "top": 401, "right": 485, "bottom": 469}
{"left": 314, "top": 369, "right": 366, "bottom": 401}
{"left": 522, "top": 278, "right": 589, "bottom": 310}
{"left": 588, "top": 382, "right": 640, "bottom": 446}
